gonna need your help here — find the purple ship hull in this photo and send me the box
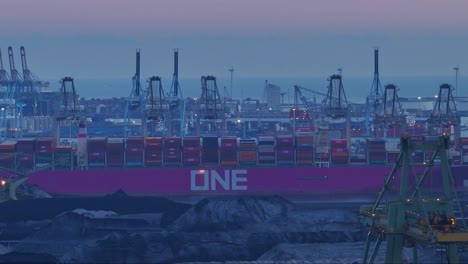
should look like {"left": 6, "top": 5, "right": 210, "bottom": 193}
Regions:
{"left": 15, "top": 166, "right": 468, "bottom": 197}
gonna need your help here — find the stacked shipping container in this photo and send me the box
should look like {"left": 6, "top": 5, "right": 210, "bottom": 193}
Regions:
{"left": 461, "top": 138, "right": 468, "bottom": 165}
{"left": 239, "top": 139, "right": 257, "bottom": 165}
{"left": 107, "top": 138, "right": 124, "bottom": 167}
{"left": 423, "top": 136, "right": 441, "bottom": 164}
{"left": 54, "top": 146, "right": 74, "bottom": 169}
{"left": 164, "top": 137, "right": 181, "bottom": 166}
{"left": 0, "top": 141, "right": 16, "bottom": 169}
{"left": 385, "top": 138, "right": 400, "bottom": 164}
{"left": 3, "top": 134, "right": 456, "bottom": 169}
{"left": 258, "top": 136, "right": 276, "bottom": 165}
{"left": 202, "top": 137, "right": 219, "bottom": 166}
{"left": 35, "top": 137, "right": 56, "bottom": 167}
{"left": 295, "top": 135, "right": 314, "bottom": 165}
{"left": 220, "top": 137, "right": 238, "bottom": 166}
{"left": 410, "top": 136, "right": 424, "bottom": 163}
{"left": 330, "top": 139, "right": 348, "bottom": 165}
{"left": 277, "top": 135, "right": 294, "bottom": 165}
{"left": 126, "top": 137, "right": 144, "bottom": 166}
{"left": 17, "top": 138, "right": 36, "bottom": 168}
{"left": 183, "top": 137, "right": 201, "bottom": 166}
{"left": 87, "top": 137, "right": 107, "bottom": 167}
{"left": 367, "top": 138, "right": 386, "bottom": 165}
{"left": 145, "top": 137, "right": 162, "bottom": 166}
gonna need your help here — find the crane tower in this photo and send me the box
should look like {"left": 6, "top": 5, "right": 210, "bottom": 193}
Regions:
{"left": 167, "top": 49, "right": 185, "bottom": 137}
{"left": 428, "top": 83, "right": 460, "bottom": 145}
{"left": 366, "top": 48, "right": 383, "bottom": 137}
{"left": 124, "top": 50, "right": 144, "bottom": 139}
{"left": 145, "top": 76, "right": 168, "bottom": 136}
{"left": 197, "top": 75, "right": 225, "bottom": 135}
{"left": 374, "top": 84, "right": 406, "bottom": 134}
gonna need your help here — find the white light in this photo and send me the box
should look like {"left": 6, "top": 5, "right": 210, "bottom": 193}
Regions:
{"left": 434, "top": 95, "right": 438, "bottom": 98}
{"left": 237, "top": 119, "right": 241, "bottom": 123}
{"left": 417, "top": 96, "right": 422, "bottom": 100}
{"left": 1, "top": 180, "right": 5, "bottom": 186}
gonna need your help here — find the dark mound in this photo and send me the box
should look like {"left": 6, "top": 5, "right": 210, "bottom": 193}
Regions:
{"left": 169, "top": 195, "right": 295, "bottom": 232}
{"left": 0, "top": 252, "right": 59, "bottom": 264}
{"left": 0, "top": 193, "right": 190, "bottom": 224}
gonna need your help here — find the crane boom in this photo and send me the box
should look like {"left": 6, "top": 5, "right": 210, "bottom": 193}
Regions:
{"left": 0, "top": 48, "right": 9, "bottom": 86}
{"left": 7, "top": 47, "right": 21, "bottom": 83}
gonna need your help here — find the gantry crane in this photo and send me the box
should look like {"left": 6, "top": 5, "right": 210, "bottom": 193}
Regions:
{"left": 56, "top": 77, "right": 81, "bottom": 121}
{"left": 373, "top": 84, "right": 406, "bottom": 134}
{"left": 324, "top": 74, "right": 348, "bottom": 119}
{"left": 197, "top": 75, "right": 225, "bottom": 135}
{"left": 0, "top": 47, "right": 24, "bottom": 141}
{"left": 360, "top": 135, "right": 468, "bottom": 264}
{"left": 0, "top": 49, "right": 9, "bottom": 87}
{"left": 166, "top": 49, "right": 185, "bottom": 137}
{"left": 428, "top": 84, "right": 460, "bottom": 145}
{"left": 365, "top": 48, "right": 383, "bottom": 137}
{"left": 293, "top": 85, "right": 320, "bottom": 132}
{"left": 124, "top": 50, "right": 144, "bottom": 139}
{"left": 144, "top": 76, "right": 169, "bottom": 136}
{"left": 19, "top": 46, "right": 44, "bottom": 93}
{"left": 314, "top": 74, "right": 350, "bottom": 164}
{"left": 18, "top": 46, "right": 48, "bottom": 117}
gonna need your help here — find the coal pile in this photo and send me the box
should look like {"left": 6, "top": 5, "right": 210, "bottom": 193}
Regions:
{"left": 0, "top": 194, "right": 447, "bottom": 263}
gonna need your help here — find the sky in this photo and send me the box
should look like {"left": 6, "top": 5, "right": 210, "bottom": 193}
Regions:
{"left": 1, "top": 0, "right": 468, "bottom": 98}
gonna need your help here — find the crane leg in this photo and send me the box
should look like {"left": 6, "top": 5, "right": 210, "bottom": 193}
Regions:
{"left": 369, "top": 234, "right": 383, "bottom": 264}
{"left": 363, "top": 230, "right": 372, "bottom": 264}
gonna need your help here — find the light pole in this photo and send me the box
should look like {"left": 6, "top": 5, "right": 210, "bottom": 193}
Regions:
{"left": 229, "top": 67, "right": 234, "bottom": 100}
{"left": 292, "top": 108, "right": 296, "bottom": 135}
{"left": 454, "top": 67, "right": 459, "bottom": 97}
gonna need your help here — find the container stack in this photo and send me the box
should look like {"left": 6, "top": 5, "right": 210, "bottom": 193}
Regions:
{"left": 126, "top": 137, "right": 145, "bottom": 167}
{"left": 295, "top": 135, "right": 314, "bottom": 165}
{"left": 183, "top": 137, "right": 201, "bottom": 166}
{"left": 385, "top": 138, "right": 400, "bottom": 164}
{"left": 239, "top": 139, "right": 257, "bottom": 166}
{"left": 145, "top": 137, "right": 162, "bottom": 167}
{"left": 202, "top": 137, "right": 219, "bottom": 166}
{"left": 17, "top": 138, "right": 36, "bottom": 168}
{"left": 220, "top": 137, "right": 238, "bottom": 166}
{"left": 349, "top": 138, "right": 367, "bottom": 164}
{"left": 410, "top": 136, "right": 424, "bottom": 163}
{"left": 258, "top": 136, "right": 276, "bottom": 165}
{"left": 423, "top": 136, "right": 441, "bottom": 164}
{"left": 35, "top": 137, "right": 56, "bottom": 167}
{"left": 330, "top": 139, "right": 348, "bottom": 165}
{"left": 107, "top": 138, "right": 124, "bottom": 167}
{"left": 87, "top": 137, "right": 107, "bottom": 167}
{"left": 0, "top": 141, "right": 17, "bottom": 169}
{"left": 276, "top": 135, "right": 294, "bottom": 165}
{"left": 367, "top": 138, "right": 386, "bottom": 165}
{"left": 449, "top": 150, "right": 461, "bottom": 165}
{"left": 386, "top": 126, "right": 402, "bottom": 138}
{"left": 461, "top": 138, "right": 468, "bottom": 165}
{"left": 54, "top": 146, "right": 74, "bottom": 169}
{"left": 163, "top": 137, "right": 181, "bottom": 166}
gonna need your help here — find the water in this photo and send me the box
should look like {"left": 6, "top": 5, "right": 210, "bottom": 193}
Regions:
{"left": 45, "top": 75, "right": 467, "bottom": 103}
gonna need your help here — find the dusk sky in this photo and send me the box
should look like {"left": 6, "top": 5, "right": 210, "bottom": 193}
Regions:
{"left": 1, "top": 0, "right": 468, "bottom": 97}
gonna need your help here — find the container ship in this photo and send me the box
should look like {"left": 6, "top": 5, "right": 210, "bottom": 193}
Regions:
{"left": 1, "top": 132, "right": 468, "bottom": 199}
{"left": 1, "top": 47, "right": 468, "bottom": 200}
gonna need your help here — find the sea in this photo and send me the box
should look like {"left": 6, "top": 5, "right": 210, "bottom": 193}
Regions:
{"left": 49, "top": 75, "right": 467, "bottom": 104}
